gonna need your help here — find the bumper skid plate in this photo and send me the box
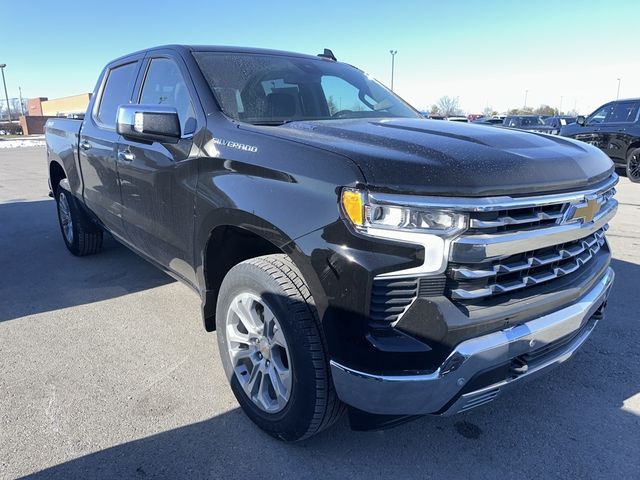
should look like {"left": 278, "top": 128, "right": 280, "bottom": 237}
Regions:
{"left": 331, "top": 267, "right": 614, "bottom": 416}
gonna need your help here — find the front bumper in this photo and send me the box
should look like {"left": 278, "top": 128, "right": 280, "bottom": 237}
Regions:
{"left": 331, "top": 267, "right": 614, "bottom": 416}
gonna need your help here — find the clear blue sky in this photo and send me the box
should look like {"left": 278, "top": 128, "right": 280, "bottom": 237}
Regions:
{"left": 3, "top": 0, "right": 639, "bottom": 114}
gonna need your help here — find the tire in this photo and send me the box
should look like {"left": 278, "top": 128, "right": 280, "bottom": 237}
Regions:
{"left": 216, "top": 254, "right": 344, "bottom": 441}
{"left": 626, "top": 147, "right": 640, "bottom": 183}
{"left": 55, "top": 186, "right": 103, "bottom": 256}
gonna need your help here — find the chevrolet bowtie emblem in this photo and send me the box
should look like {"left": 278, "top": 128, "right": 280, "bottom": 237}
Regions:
{"left": 564, "top": 196, "right": 601, "bottom": 224}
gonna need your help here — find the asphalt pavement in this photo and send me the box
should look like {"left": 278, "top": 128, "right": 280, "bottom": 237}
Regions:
{"left": 1, "top": 147, "right": 639, "bottom": 479}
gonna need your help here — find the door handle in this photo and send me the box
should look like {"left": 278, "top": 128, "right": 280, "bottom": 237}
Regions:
{"left": 117, "top": 150, "right": 135, "bottom": 162}
{"left": 80, "top": 140, "right": 91, "bottom": 150}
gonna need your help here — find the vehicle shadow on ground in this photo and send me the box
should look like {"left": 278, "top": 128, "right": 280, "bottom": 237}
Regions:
{"left": 24, "top": 258, "right": 640, "bottom": 479}
{"left": 0, "top": 199, "right": 175, "bottom": 323}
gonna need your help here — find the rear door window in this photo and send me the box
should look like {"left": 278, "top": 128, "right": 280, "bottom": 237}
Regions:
{"left": 605, "top": 101, "right": 639, "bottom": 123}
{"left": 96, "top": 62, "right": 138, "bottom": 128}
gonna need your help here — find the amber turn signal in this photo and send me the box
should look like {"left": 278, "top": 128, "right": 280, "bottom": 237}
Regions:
{"left": 341, "top": 189, "right": 364, "bottom": 226}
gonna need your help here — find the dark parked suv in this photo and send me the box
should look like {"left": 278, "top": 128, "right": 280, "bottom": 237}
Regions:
{"left": 503, "top": 115, "right": 555, "bottom": 134}
{"left": 561, "top": 99, "right": 640, "bottom": 182}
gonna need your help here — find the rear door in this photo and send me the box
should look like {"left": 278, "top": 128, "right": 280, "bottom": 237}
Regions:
{"left": 116, "top": 52, "right": 203, "bottom": 283}
{"left": 79, "top": 57, "right": 142, "bottom": 237}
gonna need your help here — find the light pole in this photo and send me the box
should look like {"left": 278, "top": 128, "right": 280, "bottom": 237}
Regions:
{"left": 389, "top": 50, "right": 398, "bottom": 91}
{"left": 18, "top": 86, "right": 24, "bottom": 116}
{"left": 524, "top": 89, "right": 528, "bottom": 109}
{"left": 616, "top": 78, "right": 621, "bottom": 100}
{"left": 0, "top": 64, "right": 11, "bottom": 122}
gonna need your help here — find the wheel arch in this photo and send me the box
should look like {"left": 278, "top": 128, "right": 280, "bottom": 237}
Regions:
{"left": 49, "top": 160, "right": 66, "bottom": 196}
{"left": 197, "top": 211, "right": 326, "bottom": 332}
{"left": 626, "top": 141, "right": 640, "bottom": 158}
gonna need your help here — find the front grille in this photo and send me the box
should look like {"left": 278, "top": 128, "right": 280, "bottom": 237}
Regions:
{"left": 446, "top": 178, "right": 617, "bottom": 304}
{"left": 448, "top": 227, "right": 608, "bottom": 301}
{"left": 468, "top": 186, "right": 615, "bottom": 234}
{"left": 369, "top": 175, "right": 617, "bottom": 320}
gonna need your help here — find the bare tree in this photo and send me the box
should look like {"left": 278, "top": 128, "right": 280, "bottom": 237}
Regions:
{"left": 533, "top": 104, "right": 558, "bottom": 116}
{"left": 327, "top": 96, "right": 338, "bottom": 115}
{"left": 508, "top": 106, "right": 534, "bottom": 115}
{"left": 437, "top": 96, "right": 463, "bottom": 117}
{"left": 429, "top": 104, "right": 440, "bottom": 115}
{"left": 10, "top": 98, "right": 24, "bottom": 116}
{"left": 482, "top": 106, "right": 498, "bottom": 118}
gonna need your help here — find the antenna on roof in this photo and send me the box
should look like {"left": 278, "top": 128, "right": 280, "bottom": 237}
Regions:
{"left": 317, "top": 48, "right": 337, "bottom": 61}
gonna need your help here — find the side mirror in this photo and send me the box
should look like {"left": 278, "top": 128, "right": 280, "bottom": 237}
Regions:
{"left": 116, "top": 104, "right": 181, "bottom": 144}
{"left": 576, "top": 115, "right": 586, "bottom": 126}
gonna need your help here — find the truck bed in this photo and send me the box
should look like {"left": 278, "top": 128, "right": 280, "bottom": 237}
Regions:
{"left": 45, "top": 118, "right": 83, "bottom": 196}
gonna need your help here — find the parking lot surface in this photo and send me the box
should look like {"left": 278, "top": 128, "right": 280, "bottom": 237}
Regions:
{"left": 1, "top": 147, "right": 639, "bottom": 479}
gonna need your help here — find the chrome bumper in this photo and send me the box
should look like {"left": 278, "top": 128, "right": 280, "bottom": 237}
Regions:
{"left": 331, "top": 267, "right": 615, "bottom": 416}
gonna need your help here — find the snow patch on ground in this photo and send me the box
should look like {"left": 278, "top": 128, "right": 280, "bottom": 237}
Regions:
{"left": 0, "top": 139, "right": 46, "bottom": 149}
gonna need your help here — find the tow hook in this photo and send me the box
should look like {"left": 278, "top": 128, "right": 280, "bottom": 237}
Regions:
{"left": 510, "top": 357, "right": 529, "bottom": 375}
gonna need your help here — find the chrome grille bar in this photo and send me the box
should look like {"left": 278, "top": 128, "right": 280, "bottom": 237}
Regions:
{"left": 452, "top": 227, "right": 608, "bottom": 280}
{"left": 450, "top": 199, "right": 616, "bottom": 263}
{"left": 470, "top": 210, "right": 563, "bottom": 229}
{"left": 451, "top": 230, "right": 607, "bottom": 300}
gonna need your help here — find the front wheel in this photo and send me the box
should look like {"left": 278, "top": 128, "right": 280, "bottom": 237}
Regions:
{"left": 216, "top": 254, "right": 344, "bottom": 441}
{"left": 626, "top": 147, "right": 640, "bottom": 183}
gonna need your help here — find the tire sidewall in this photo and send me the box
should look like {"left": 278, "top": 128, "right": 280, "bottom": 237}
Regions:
{"left": 216, "top": 262, "right": 323, "bottom": 441}
{"left": 56, "top": 189, "right": 79, "bottom": 252}
{"left": 627, "top": 148, "right": 640, "bottom": 183}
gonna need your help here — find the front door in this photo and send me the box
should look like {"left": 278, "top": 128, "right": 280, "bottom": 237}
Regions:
{"left": 575, "top": 103, "right": 611, "bottom": 151}
{"left": 116, "top": 55, "right": 202, "bottom": 284}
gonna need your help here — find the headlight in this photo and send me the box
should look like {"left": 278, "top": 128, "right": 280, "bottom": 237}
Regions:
{"left": 341, "top": 188, "right": 468, "bottom": 238}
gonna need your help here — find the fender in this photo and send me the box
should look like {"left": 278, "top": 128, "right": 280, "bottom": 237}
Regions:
{"left": 194, "top": 206, "right": 330, "bottom": 333}
{"left": 193, "top": 125, "right": 366, "bottom": 330}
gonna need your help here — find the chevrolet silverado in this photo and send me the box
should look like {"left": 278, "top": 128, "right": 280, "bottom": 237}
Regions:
{"left": 45, "top": 45, "right": 618, "bottom": 441}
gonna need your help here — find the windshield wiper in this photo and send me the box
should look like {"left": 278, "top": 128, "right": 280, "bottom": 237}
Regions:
{"left": 249, "top": 120, "right": 295, "bottom": 126}
{"left": 248, "top": 117, "right": 332, "bottom": 126}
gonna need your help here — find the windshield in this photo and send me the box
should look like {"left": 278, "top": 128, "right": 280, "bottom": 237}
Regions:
{"left": 193, "top": 52, "right": 419, "bottom": 125}
{"left": 519, "top": 116, "right": 546, "bottom": 126}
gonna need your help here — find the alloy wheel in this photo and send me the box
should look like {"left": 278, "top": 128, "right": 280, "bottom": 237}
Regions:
{"left": 225, "top": 292, "right": 292, "bottom": 413}
{"left": 629, "top": 152, "right": 640, "bottom": 182}
{"left": 58, "top": 192, "right": 74, "bottom": 244}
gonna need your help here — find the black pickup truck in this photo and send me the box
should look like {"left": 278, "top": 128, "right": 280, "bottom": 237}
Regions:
{"left": 46, "top": 45, "right": 618, "bottom": 441}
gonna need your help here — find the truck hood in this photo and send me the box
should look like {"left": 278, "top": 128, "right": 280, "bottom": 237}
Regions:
{"left": 262, "top": 118, "right": 614, "bottom": 196}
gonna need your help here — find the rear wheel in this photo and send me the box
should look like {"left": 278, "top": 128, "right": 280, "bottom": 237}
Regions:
{"left": 216, "top": 254, "right": 344, "bottom": 441}
{"left": 55, "top": 187, "right": 103, "bottom": 256}
{"left": 626, "top": 148, "right": 640, "bottom": 183}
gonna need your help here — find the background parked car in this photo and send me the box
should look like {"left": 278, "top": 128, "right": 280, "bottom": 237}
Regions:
{"left": 503, "top": 115, "right": 555, "bottom": 133}
{"left": 560, "top": 98, "right": 640, "bottom": 183}
{"left": 472, "top": 117, "right": 504, "bottom": 126}
{"left": 543, "top": 116, "right": 577, "bottom": 134}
